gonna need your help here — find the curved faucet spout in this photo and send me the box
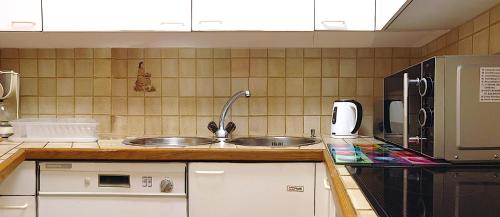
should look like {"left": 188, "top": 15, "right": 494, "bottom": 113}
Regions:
{"left": 215, "top": 90, "right": 251, "bottom": 138}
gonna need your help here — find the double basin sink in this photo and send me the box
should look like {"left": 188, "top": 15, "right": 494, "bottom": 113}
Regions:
{"left": 123, "top": 136, "right": 321, "bottom": 148}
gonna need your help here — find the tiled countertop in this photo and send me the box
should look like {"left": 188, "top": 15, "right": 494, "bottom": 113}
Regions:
{"left": 0, "top": 136, "right": 379, "bottom": 217}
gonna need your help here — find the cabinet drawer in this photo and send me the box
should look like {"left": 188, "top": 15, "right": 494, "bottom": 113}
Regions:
{"left": 0, "top": 162, "right": 36, "bottom": 195}
{"left": 0, "top": 196, "right": 36, "bottom": 217}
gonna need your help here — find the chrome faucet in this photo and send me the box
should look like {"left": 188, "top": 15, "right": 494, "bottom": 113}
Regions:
{"left": 208, "top": 90, "right": 251, "bottom": 139}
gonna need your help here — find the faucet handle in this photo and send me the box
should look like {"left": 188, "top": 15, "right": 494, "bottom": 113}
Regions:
{"left": 207, "top": 121, "right": 218, "bottom": 134}
{"left": 225, "top": 122, "right": 236, "bottom": 134}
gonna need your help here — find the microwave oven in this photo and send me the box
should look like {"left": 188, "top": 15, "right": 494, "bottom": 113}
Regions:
{"left": 375, "top": 55, "right": 500, "bottom": 162}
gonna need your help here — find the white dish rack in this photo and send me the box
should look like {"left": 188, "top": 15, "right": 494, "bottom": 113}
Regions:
{"left": 10, "top": 118, "right": 98, "bottom": 142}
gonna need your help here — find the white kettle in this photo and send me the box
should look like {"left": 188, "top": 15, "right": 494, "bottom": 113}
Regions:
{"left": 331, "top": 100, "right": 363, "bottom": 138}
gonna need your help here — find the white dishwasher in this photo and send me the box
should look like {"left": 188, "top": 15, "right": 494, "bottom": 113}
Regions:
{"left": 38, "top": 162, "right": 187, "bottom": 217}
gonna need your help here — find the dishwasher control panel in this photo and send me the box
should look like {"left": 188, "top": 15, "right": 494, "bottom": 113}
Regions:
{"left": 39, "top": 162, "right": 186, "bottom": 194}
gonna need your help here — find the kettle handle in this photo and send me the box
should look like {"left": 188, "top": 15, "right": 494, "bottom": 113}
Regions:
{"left": 350, "top": 100, "right": 363, "bottom": 134}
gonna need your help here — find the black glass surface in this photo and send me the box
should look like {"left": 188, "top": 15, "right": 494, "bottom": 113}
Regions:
{"left": 348, "top": 166, "right": 500, "bottom": 217}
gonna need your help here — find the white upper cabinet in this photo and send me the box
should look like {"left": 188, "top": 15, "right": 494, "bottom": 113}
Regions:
{"left": 192, "top": 0, "right": 314, "bottom": 31}
{"left": 315, "top": 0, "right": 375, "bottom": 31}
{"left": 42, "top": 0, "right": 191, "bottom": 31}
{"left": 0, "top": 0, "right": 42, "bottom": 31}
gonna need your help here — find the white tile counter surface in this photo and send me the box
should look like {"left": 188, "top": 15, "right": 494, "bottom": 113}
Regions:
{"left": 0, "top": 135, "right": 379, "bottom": 217}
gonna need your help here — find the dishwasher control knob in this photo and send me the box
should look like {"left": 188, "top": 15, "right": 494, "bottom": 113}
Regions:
{"left": 160, "top": 178, "right": 173, "bottom": 193}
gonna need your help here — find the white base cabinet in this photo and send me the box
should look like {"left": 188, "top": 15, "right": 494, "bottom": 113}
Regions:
{"left": 0, "top": 161, "right": 36, "bottom": 217}
{"left": 189, "top": 162, "right": 316, "bottom": 217}
{"left": 315, "top": 163, "right": 341, "bottom": 217}
{"left": 0, "top": 196, "right": 36, "bottom": 217}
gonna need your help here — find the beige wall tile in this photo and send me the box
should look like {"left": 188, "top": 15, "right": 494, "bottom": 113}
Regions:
{"left": 93, "top": 78, "right": 111, "bottom": 96}
{"left": 196, "top": 59, "right": 213, "bottom": 77}
{"left": 111, "top": 115, "right": 127, "bottom": 137}
{"left": 179, "top": 48, "right": 195, "bottom": 58}
{"left": 75, "top": 59, "right": 94, "bottom": 77}
{"left": 338, "top": 78, "right": 356, "bottom": 96}
{"left": 179, "top": 59, "right": 196, "bottom": 77}
{"left": 38, "top": 49, "right": 55, "bottom": 58}
{"left": 38, "top": 59, "right": 56, "bottom": 77}
{"left": 458, "top": 36, "right": 473, "bottom": 54}
{"left": 145, "top": 97, "right": 162, "bottom": 115}
{"left": 474, "top": 12, "right": 490, "bottom": 32}
{"left": 285, "top": 58, "right": 303, "bottom": 77}
{"left": 286, "top": 116, "right": 303, "bottom": 136}
{"left": 232, "top": 116, "right": 248, "bottom": 137}
{"left": 340, "top": 48, "right": 356, "bottom": 58}
{"left": 56, "top": 49, "right": 74, "bottom": 59}
{"left": 75, "top": 78, "right": 93, "bottom": 96}
{"left": 195, "top": 48, "right": 213, "bottom": 58}
{"left": 339, "top": 59, "right": 356, "bottom": 77}
{"left": 57, "top": 78, "right": 74, "bottom": 96}
{"left": 304, "top": 97, "right": 320, "bottom": 115}
{"left": 268, "top": 116, "right": 285, "bottom": 136}
{"left": 144, "top": 59, "right": 161, "bottom": 77}
{"left": 250, "top": 58, "right": 268, "bottom": 77}
{"left": 75, "top": 48, "right": 93, "bottom": 59}
{"left": 268, "top": 78, "right": 285, "bottom": 96}
{"left": 356, "top": 48, "right": 374, "bottom": 58}
{"left": 268, "top": 58, "right": 285, "bottom": 77}
{"left": 357, "top": 78, "right": 374, "bottom": 96}
{"left": 303, "top": 116, "right": 320, "bottom": 136}
{"left": 112, "top": 97, "right": 127, "bottom": 115}
{"left": 249, "top": 97, "right": 267, "bottom": 115}
{"left": 374, "top": 48, "right": 392, "bottom": 57}
{"left": 162, "top": 78, "right": 179, "bottom": 96}
{"left": 286, "top": 78, "right": 303, "bottom": 96}
{"left": 231, "top": 49, "right": 250, "bottom": 58}
{"left": 145, "top": 48, "right": 161, "bottom": 58}
{"left": 56, "top": 59, "right": 74, "bottom": 77}
{"left": 286, "top": 97, "right": 303, "bottom": 115}
{"left": 304, "top": 48, "right": 321, "bottom": 58}
{"left": 127, "top": 116, "right": 144, "bottom": 136}
{"left": 459, "top": 21, "right": 474, "bottom": 39}
{"left": 268, "top": 97, "right": 285, "bottom": 115}
{"left": 93, "top": 97, "right": 111, "bottom": 114}
{"left": 231, "top": 58, "right": 250, "bottom": 77}
{"left": 20, "top": 97, "right": 38, "bottom": 114}
{"left": 39, "top": 78, "right": 56, "bottom": 96}
{"left": 391, "top": 58, "right": 410, "bottom": 72}
{"left": 179, "top": 116, "right": 196, "bottom": 136}
{"left": 196, "top": 116, "right": 213, "bottom": 137}
{"left": 19, "top": 59, "right": 37, "bottom": 77}
{"left": 162, "top": 59, "right": 178, "bottom": 77}
{"left": 179, "top": 97, "right": 196, "bottom": 115}
{"left": 196, "top": 78, "right": 214, "bottom": 97}
{"left": 250, "top": 49, "right": 268, "bottom": 58}
{"left": 321, "top": 78, "right": 339, "bottom": 96}
{"left": 161, "top": 48, "right": 179, "bottom": 58}
{"left": 213, "top": 59, "right": 231, "bottom": 77}
{"left": 231, "top": 98, "right": 248, "bottom": 116}
{"left": 304, "top": 59, "right": 321, "bottom": 77}
{"left": 321, "top": 97, "right": 335, "bottom": 115}
{"left": 19, "top": 49, "right": 37, "bottom": 58}
{"left": 0, "top": 59, "right": 19, "bottom": 72}
{"left": 128, "top": 97, "right": 144, "bottom": 115}
{"left": 356, "top": 58, "right": 374, "bottom": 77}
{"left": 374, "top": 58, "right": 392, "bottom": 77}
{"left": 213, "top": 49, "right": 230, "bottom": 58}
{"left": 322, "top": 59, "right": 339, "bottom": 77}
{"left": 231, "top": 78, "right": 248, "bottom": 94}
{"left": 196, "top": 98, "right": 213, "bottom": 116}
{"left": 249, "top": 116, "right": 267, "bottom": 136}
{"left": 490, "top": 22, "right": 500, "bottom": 54}
{"left": 112, "top": 78, "right": 127, "bottom": 96}
{"left": 249, "top": 77, "right": 267, "bottom": 96}
{"left": 304, "top": 78, "right": 320, "bottom": 96}
{"left": 38, "top": 97, "right": 56, "bottom": 114}
{"left": 94, "top": 59, "right": 111, "bottom": 77}
{"left": 127, "top": 48, "right": 144, "bottom": 59}
{"left": 56, "top": 97, "right": 74, "bottom": 114}
{"left": 20, "top": 78, "right": 37, "bottom": 96}
{"left": 94, "top": 115, "right": 111, "bottom": 133}
{"left": 94, "top": 49, "right": 111, "bottom": 58}
{"left": 145, "top": 116, "right": 162, "bottom": 136}
{"left": 214, "top": 78, "right": 230, "bottom": 96}
{"left": 286, "top": 48, "right": 303, "bottom": 58}
{"left": 268, "top": 48, "right": 285, "bottom": 58}
{"left": 473, "top": 28, "right": 490, "bottom": 55}
{"left": 322, "top": 48, "right": 339, "bottom": 58}
{"left": 321, "top": 115, "right": 331, "bottom": 135}
{"left": 491, "top": 4, "right": 500, "bottom": 24}
{"left": 162, "top": 116, "right": 179, "bottom": 136}
{"left": 162, "top": 97, "right": 179, "bottom": 115}
{"left": 179, "top": 78, "right": 195, "bottom": 96}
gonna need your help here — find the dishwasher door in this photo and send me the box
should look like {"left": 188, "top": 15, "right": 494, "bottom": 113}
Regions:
{"left": 38, "top": 162, "right": 187, "bottom": 217}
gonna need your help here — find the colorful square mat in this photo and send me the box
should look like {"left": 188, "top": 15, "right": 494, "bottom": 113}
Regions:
{"left": 328, "top": 143, "right": 449, "bottom": 166}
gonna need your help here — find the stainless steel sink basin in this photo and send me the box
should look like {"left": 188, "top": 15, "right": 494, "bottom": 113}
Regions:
{"left": 123, "top": 137, "right": 217, "bottom": 147}
{"left": 229, "top": 136, "right": 321, "bottom": 147}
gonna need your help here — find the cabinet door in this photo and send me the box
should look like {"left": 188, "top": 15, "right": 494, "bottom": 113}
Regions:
{"left": 192, "top": 0, "right": 314, "bottom": 31}
{"left": 42, "top": 0, "right": 191, "bottom": 31}
{"left": 315, "top": 0, "right": 375, "bottom": 30}
{"left": 0, "top": 0, "right": 42, "bottom": 31}
{"left": 189, "top": 163, "right": 315, "bottom": 217}
{"left": 0, "top": 196, "right": 36, "bottom": 217}
{"left": 0, "top": 161, "right": 36, "bottom": 196}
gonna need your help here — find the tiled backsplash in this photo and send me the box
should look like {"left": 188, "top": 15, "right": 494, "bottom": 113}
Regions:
{"left": 0, "top": 48, "right": 420, "bottom": 138}
{"left": 422, "top": 3, "right": 500, "bottom": 57}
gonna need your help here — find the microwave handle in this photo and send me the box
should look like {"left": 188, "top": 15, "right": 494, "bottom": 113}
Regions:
{"left": 403, "top": 73, "right": 420, "bottom": 148}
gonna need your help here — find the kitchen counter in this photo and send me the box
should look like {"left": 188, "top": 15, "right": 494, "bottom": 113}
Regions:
{"left": 0, "top": 136, "right": 379, "bottom": 217}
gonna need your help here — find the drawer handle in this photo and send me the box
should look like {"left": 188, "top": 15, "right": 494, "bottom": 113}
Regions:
{"left": 324, "top": 178, "right": 331, "bottom": 190}
{"left": 160, "top": 22, "right": 185, "bottom": 26}
{"left": 10, "top": 21, "right": 36, "bottom": 28}
{"left": 195, "top": 170, "right": 225, "bottom": 175}
{"left": 198, "top": 20, "right": 223, "bottom": 24}
{"left": 0, "top": 203, "right": 29, "bottom": 209}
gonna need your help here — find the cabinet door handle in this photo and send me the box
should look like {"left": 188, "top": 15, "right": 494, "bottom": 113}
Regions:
{"left": 195, "top": 170, "right": 225, "bottom": 175}
{"left": 0, "top": 203, "right": 29, "bottom": 209}
{"left": 320, "top": 20, "right": 346, "bottom": 29}
{"left": 160, "top": 22, "right": 185, "bottom": 26}
{"left": 324, "top": 178, "right": 331, "bottom": 190}
{"left": 198, "top": 20, "right": 223, "bottom": 24}
{"left": 10, "top": 21, "right": 36, "bottom": 28}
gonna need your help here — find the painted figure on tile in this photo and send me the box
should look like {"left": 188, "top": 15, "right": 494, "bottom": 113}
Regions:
{"left": 134, "top": 61, "right": 156, "bottom": 92}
